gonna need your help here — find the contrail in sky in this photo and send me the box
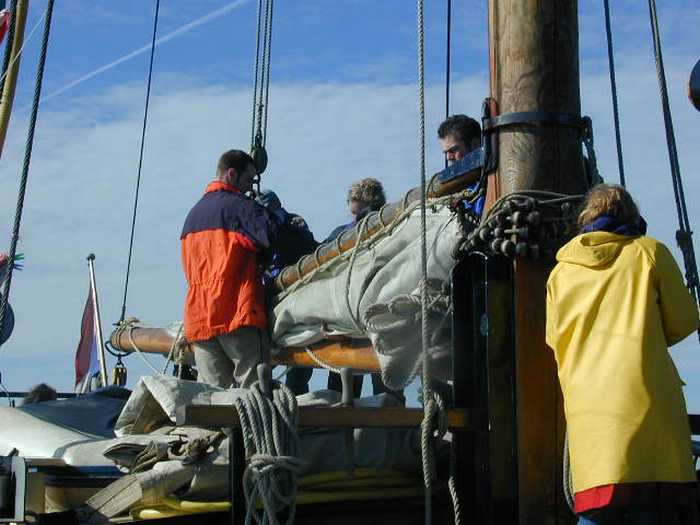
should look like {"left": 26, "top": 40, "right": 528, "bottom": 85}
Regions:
{"left": 39, "top": 0, "right": 252, "bottom": 106}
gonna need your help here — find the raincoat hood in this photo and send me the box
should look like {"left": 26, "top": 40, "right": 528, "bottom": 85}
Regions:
{"left": 556, "top": 231, "right": 636, "bottom": 268}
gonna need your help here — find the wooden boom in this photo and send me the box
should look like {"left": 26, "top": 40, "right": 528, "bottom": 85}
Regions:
{"left": 109, "top": 326, "right": 380, "bottom": 373}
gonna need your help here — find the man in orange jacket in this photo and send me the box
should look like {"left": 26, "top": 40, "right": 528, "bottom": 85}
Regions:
{"left": 181, "top": 150, "right": 278, "bottom": 388}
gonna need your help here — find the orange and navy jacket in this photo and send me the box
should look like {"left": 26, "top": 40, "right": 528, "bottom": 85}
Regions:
{"left": 180, "top": 181, "right": 277, "bottom": 342}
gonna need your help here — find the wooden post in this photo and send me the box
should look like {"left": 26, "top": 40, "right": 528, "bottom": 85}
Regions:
{"left": 0, "top": 0, "right": 29, "bottom": 158}
{"left": 488, "top": 1, "right": 587, "bottom": 523}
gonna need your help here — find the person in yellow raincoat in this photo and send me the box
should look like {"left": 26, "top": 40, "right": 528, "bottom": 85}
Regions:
{"left": 546, "top": 184, "right": 700, "bottom": 525}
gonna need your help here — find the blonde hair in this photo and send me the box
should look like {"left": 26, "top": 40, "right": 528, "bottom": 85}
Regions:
{"left": 577, "top": 184, "right": 640, "bottom": 229}
{"left": 347, "top": 178, "right": 386, "bottom": 211}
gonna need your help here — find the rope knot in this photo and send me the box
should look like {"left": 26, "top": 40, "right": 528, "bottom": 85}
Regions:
{"left": 233, "top": 381, "right": 304, "bottom": 525}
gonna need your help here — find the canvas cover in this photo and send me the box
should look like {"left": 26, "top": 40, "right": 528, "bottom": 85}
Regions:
{"left": 0, "top": 376, "right": 424, "bottom": 503}
{"left": 270, "top": 199, "right": 464, "bottom": 389}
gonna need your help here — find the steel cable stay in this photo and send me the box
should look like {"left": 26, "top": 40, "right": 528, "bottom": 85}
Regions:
{"left": 108, "top": 0, "right": 162, "bottom": 376}
{"left": 602, "top": 0, "right": 625, "bottom": 188}
{"left": 0, "top": 0, "right": 55, "bottom": 354}
{"left": 118, "top": 0, "right": 161, "bottom": 327}
{"left": 646, "top": 0, "right": 700, "bottom": 321}
{"left": 249, "top": 0, "right": 274, "bottom": 178}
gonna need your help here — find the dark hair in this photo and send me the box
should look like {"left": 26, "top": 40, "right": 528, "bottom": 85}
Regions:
{"left": 217, "top": 150, "right": 255, "bottom": 174}
{"left": 347, "top": 178, "right": 386, "bottom": 211}
{"left": 437, "top": 114, "right": 481, "bottom": 146}
{"left": 22, "top": 383, "right": 57, "bottom": 405}
{"left": 578, "top": 184, "right": 640, "bottom": 229}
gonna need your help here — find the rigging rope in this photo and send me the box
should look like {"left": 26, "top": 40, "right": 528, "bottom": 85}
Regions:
{"left": 250, "top": 0, "right": 274, "bottom": 152}
{"left": 233, "top": 379, "right": 304, "bottom": 525}
{"left": 119, "top": 0, "right": 161, "bottom": 323}
{"left": 647, "top": 0, "right": 700, "bottom": 312}
{"left": 602, "top": 0, "right": 625, "bottom": 187}
{"left": 444, "top": 0, "right": 451, "bottom": 122}
{"left": 0, "top": 0, "right": 55, "bottom": 351}
{"left": 415, "top": 1, "right": 435, "bottom": 524}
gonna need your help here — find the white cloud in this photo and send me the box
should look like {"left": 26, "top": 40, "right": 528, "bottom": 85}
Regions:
{"left": 0, "top": 39, "right": 699, "bottom": 409}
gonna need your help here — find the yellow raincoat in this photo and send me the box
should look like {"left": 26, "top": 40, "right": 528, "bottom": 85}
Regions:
{"left": 546, "top": 231, "right": 699, "bottom": 493}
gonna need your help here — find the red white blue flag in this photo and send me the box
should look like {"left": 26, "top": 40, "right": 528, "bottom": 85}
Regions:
{"left": 0, "top": 10, "right": 11, "bottom": 46}
{"left": 74, "top": 287, "right": 100, "bottom": 392}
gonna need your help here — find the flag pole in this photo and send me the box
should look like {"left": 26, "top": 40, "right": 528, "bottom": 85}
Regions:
{"left": 87, "top": 253, "right": 108, "bottom": 386}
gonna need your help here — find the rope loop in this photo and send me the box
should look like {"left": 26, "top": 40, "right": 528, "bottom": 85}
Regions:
{"left": 233, "top": 380, "right": 304, "bottom": 525}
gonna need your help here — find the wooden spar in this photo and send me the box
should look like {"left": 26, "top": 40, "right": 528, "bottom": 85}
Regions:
{"left": 272, "top": 166, "right": 480, "bottom": 295}
{"left": 488, "top": 1, "right": 586, "bottom": 523}
{"left": 0, "top": 0, "right": 29, "bottom": 158}
{"left": 109, "top": 326, "right": 381, "bottom": 373}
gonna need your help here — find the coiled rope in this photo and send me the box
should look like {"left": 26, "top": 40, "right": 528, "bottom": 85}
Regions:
{"left": 233, "top": 380, "right": 304, "bottom": 525}
{"left": 0, "top": 0, "right": 55, "bottom": 351}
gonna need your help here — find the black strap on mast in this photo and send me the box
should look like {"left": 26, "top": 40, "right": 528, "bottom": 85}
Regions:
{"left": 119, "top": 0, "right": 161, "bottom": 323}
{"left": 602, "top": 0, "right": 625, "bottom": 188}
{"left": 0, "top": 0, "right": 55, "bottom": 350}
{"left": 647, "top": 0, "right": 700, "bottom": 316}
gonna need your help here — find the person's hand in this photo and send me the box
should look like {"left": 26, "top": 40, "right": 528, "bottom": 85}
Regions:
{"left": 0, "top": 253, "right": 7, "bottom": 268}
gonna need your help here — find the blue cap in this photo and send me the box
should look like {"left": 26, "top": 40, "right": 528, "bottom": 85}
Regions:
{"left": 258, "top": 189, "right": 282, "bottom": 210}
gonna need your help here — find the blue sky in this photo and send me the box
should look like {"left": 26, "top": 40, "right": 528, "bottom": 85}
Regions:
{"left": 0, "top": 0, "right": 698, "bottom": 409}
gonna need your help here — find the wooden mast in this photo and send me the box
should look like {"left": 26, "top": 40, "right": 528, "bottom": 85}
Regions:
{"left": 0, "top": 0, "right": 29, "bottom": 158}
{"left": 488, "top": 1, "right": 586, "bottom": 523}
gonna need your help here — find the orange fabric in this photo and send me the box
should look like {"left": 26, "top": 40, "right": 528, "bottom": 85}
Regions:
{"left": 181, "top": 182, "right": 268, "bottom": 342}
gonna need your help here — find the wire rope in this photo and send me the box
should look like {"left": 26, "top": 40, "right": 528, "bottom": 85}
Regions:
{"left": 647, "top": 0, "right": 700, "bottom": 310}
{"left": 602, "top": 0, "right": 625, "bottom": 187}
{"left": 0, "top": 0, "right": 55, "bottom": 351}
{"left": 119, "top": 0, "right": 161, "bottom": 323}
{"left": 416, "top": 1, "right": 435, "bottom": 524}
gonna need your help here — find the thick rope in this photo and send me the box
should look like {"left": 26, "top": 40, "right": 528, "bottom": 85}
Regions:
{"left": 602, "top": 0, "right": 625, "bottom": 187}
{"left": 415, "top": 0, "right": 435, "bottom": 523}
{"left": 119, "top": 0, "right": 160, "bottom": 323}
{"left": 250, "top": 0, "right": 264, "bottom": 147}
{"left": 261, "top": 0, "right": 274, "bottom": 147}
{"left": 250, "top": 0, "right": 274, "bottom": 149}
{"left": 233, "top": 381, "right": 304, "bottom": 525}
{"left": 648, "top": 0, "right": 700, "bottom": 309}
{"left": 0, "top": 0, "right": 55, "bottom": 351}
{"left": 303, "top": 346, "right": 341, "bottom": 375}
